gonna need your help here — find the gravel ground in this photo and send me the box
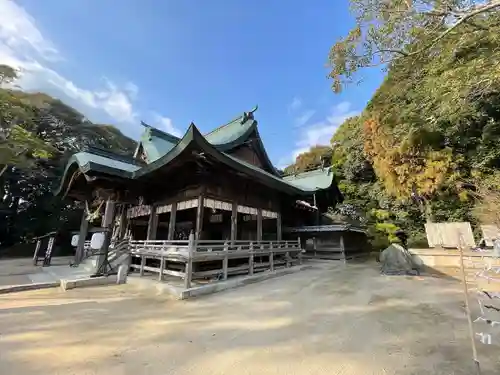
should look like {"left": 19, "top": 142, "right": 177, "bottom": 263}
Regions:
{"left": 0, "top": 262, "right": 498, "bottom": 375}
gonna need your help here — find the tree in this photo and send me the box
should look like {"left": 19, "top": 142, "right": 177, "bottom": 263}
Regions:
{"left": 471, "top": 171, "right": 500, "bottom": 227}
{"left": 283, "top": 145, "right": 332, "bottom": 174}
{"left": 0, "top": 66, "right": 56, "bottom": 176}
{"left": 0, "top": 65, "right": 18, "bottom": 86}
{"left": 0, "top": 125, "right": 55, "bottom": 176}
{"left": 363, "top": 116, "right": 459, "bottom": 220}
{"left": 328, "top": 0, "right": 500, "bottom": 93}
{"left": 0, "top": 67, "right": 137, "bottom": 248}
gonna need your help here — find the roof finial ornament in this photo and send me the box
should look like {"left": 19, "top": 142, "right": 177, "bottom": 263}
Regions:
{"left": 240, "top": 105, "right": 258, "bottom": 124}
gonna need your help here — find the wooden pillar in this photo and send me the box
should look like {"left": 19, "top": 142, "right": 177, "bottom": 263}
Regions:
{"left": 340, "top": 233, "right": 346, "bottom": 264}
{"left": 146, "top": 205, "right": 158, "bottom": 240}
{"left": 257, "top": 208, "right": 263, "bottom": 242}
{"left": 117, "top": 204, "right": 128, "bottom": 240}
{"left": 75, "top": 208, "right": 89, "bottom": 263}
{"left": 285, "top": 241, "right": 290, "bottom": 268}
{"left": 139, "top": 255, "right": 146, "bottom": 276}
{"left": 159, "top": 256, "right": 165, "bottom": 281}
{"left": 32, "top": 239, "right": 42, "bottom": 266}
{"left": 95, "top": 199, "right": 116, "bottom": 275}
{"left": 313, "top": 193, "right": 320, "bottom": 225}
{"left": 222, "top": 241, "right": 229, "bottom": 280}
{"left": 167, "top": 202, "right": 177, "bottom": 240}
{"left": 269, "top": 243, "right": 274, "bottom": 272}
{"left": 195, "top": 196, "right": 204, "bottom": 240}
{"left": 184, "top": 232, "right": 195, "bottom": 289}
{"left": 276, "top": 212, "right": 282, "bottom": 241}
{"left": 231, "top": 203, "right": 238, "bottom": 243}
{"left": 298, "top": 236, "right": 303, "bottom": 265}
{"left": 249, "top": 241, "right": 254, "bottom": 275}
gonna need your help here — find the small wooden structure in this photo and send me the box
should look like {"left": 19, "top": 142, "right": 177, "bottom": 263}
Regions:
{"left": 32, "top": 231, "right": 57, "bottom": 266}
{"left": 285, "top": 224, "right": 369, "bottom": 262}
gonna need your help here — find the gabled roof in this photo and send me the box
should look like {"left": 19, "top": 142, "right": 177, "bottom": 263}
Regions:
{"left": 135, "top": 125, "right": 179, "bottom": 163}
{"left": 136, "top": 108, "right": 259, "bottom": 162}
{"left": 55, "top": 108, "right": 342, "bottom": 201}
{"left": 132, "top": 124, "right": 307, "bottom": 196}
{"left": 204, "top": 106, "right": 258, "bottom": 147}
{"left": 282, "top": 167, "right": 336, "bottom": 191}
{"left": 135, "top": 106, "right": 279, "bottom": 176}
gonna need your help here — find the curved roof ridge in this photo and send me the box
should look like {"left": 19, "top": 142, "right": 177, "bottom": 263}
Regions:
{"left": 204, "top": 114, "right": 244, "bottom": 137}
{"left": 140, "top": 121, "right": 181, "bottom": 143}
{"left": 204, "top": 105, "right": 258, "bottom": 137}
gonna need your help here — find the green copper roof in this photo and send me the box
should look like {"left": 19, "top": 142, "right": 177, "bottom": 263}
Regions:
{"left": 204, "top": 106, "right": 257, "bottom": 146}
{"left": 135, "top": 105, "right": 280, "bottom": 176}
{"left": 56, "top": 108, "right": 340, "bottom": 200}
{"left": 282, "top": 167, "right": 335, "bottom": 191}
{"left": 72, "top": 152, "right": 141, "bottom": 173}
{"left": 138, "top": 126, "right": 178, "bottom": 163}
{"left": 223, "top": 153, "right": 316, "bottom": 192}
{"left": 137, "top": 106, "right": 259, "bottom": 164}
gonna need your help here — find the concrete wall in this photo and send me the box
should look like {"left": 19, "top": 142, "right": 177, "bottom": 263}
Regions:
{"left": 409, "top": 248, "right": 500, "bottom": 278}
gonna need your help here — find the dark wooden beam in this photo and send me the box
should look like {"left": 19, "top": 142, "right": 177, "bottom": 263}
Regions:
{"left": 195, "top": 195, "right": 204, "bottom": 240}
{"left": 277, "top": 212, "right": 282, "bottom": 241}
{"left": 231, "top": 203, "right": 238, "bottom": 243}
{"left": 257, "top": 208, "right": 263, "bottom": 241}
{"left": 146, "top": 205, "right": 158, "bottom": 240}
{"left": 168, "top": 201, "right": 177, "bottom": 240}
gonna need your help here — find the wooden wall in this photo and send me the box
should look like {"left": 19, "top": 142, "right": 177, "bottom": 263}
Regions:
{"left": 226, "top": 144, "right": 264, "bottom": 169}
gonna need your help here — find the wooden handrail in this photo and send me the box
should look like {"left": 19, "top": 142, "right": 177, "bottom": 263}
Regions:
{"left": 129, "top": 239, "right": 300, "bottom": 245}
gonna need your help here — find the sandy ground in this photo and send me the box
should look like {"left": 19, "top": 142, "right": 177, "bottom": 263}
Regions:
{"left": 0, "top": 262, "right": 498, "bottom": 375}
{"left": 0, "top": 257, "right": 73, "bottom": 286}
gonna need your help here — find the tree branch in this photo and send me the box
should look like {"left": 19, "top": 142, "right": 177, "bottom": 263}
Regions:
{"left": 402, "top": 0, "right": 500, "bottom": 57}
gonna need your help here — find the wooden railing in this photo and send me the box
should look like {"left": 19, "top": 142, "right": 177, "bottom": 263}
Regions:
{"left": 128, "top": 237, "right": 303, "bottom": 289}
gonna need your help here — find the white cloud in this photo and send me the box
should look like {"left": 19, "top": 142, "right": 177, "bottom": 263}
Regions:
{"left": 0, "top": 0, "right": 59, "bottom": 62}
{"left": 279, "top": 101, "right": 358, "bottom": 168}
{"left": 0, "top": 0, "right": 171, "bottom": 129}
{"left": 151, "top": 113, "right": 182, "bottom": 137}
{"left": 287, "top": 96, "right": 316, "bottom": 127}
{"left": 288, "top": 96, "right": 302, "bottom": 112}
{"left": 294, "top": 109, "right": 315, "bottom": 127}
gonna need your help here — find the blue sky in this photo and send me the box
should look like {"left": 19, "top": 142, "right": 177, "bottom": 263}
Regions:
{"left": 1, "top": 0, "right": 384, "bottom": 167}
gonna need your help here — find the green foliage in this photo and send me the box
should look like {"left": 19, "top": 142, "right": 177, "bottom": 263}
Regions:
{"left": 283, "top": 145, "right": 332, "bottom": 174}
{"left": 288, "top": 12, "right": 500, "bottom": 248}
{"left": 0, "top": 64, "right": 18, "bottom": 86}
{"left": 470, "top": 171, "right": 500, "bottom": 227}
{"left": 0, "top": 125, "right": 55, "bottom": 172}
{"left": 0, "top": 64, "right": 136, "bottom": 249}
{"left": 328, "top": 0, "right": 500, "bottom": 93}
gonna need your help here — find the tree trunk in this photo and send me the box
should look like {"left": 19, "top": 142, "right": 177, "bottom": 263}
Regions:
{"left": 424, "top": 198, "right": 434, "bottom": 223}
